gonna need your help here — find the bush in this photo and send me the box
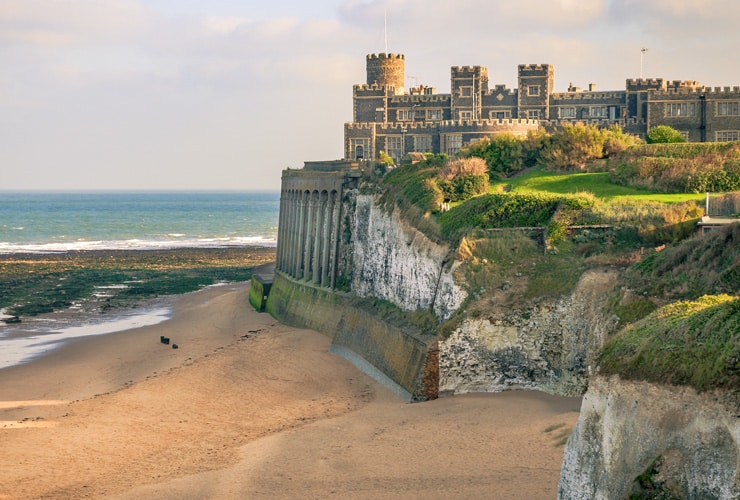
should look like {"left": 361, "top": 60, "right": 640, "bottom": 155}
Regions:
{"left": 608, "top": 142, "right": 740, "bottom": 193}
{"left": 438, "top": 175, "right": 489, "bottom": 202}
{"left": 439, "top": 157, "right": 488, "bottom": 180}
{"left": 646, "top": 125, "right": 686, "bottom": 144}
{"left": 438, "top": 191, "right": 595, "bottom": 240}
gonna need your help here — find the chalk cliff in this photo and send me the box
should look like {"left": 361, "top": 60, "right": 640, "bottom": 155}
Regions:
{"left": 558, "top": 376, "right": 740, "bottom": 499}
{"left": 439, "top": 270, "right": 618, "bottom": 396}
{"left": 351, "top": 194, "right": 466, "bottom": 320}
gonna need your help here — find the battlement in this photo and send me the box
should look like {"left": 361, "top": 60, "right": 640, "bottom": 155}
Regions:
{"left": 706, "top": 86, "right": 740, "bottom": 94}
{"left": 667, "top": 80, "right": 701, "bottom": 89}
{"left": 649, "top": 89, "right": 705, "bottom": 98}
{"left": 389, "top": 95, "right": 450, "bottom": 104}
{"left": 440, "top": 118, "right": 541, "bottom": 127}
{"left": 518, "top": 64, "right": 553, "bottom": 74}
{"left": 354, "top": 84, "right": 399, "bottom": 98}
{"left": 551, "top": 91, "right": 627, "bottom": 101}
{"left": 485, "top": 85, "right": 517, "bottom": 97}
{"left": 344, "top": 122, "right": 376, "bottom": 130}
{"left": 626, "top": 78, "right": 666, "bottom": 90}
{"left": 648, "top": 86, "right": 740, "bottom": 98}
{"left": 367, "top": 53, "right": 405, "bottom": 60}
{"left": 540, "top": 118, "right": 641, "bottom": 127}
{"left": 451, "top": 66, "right": 487, "bottom": 74}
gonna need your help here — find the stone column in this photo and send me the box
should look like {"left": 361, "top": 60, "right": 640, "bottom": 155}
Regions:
{"left": 329, "top": 189, "right": 343, "bottom": 289}
{"left": 276, "top": 189, "right": 287, "bottom": 271}
{"left": 312, "top": 191, "right": 327, "bottom": 284}
{"left": 284, "top": 190, "right": 296, "bottom": 276}
{"left": 302, "top": 191, "right": 316, "bottom": 281}
{"left": 320, "top": 191, "right": 334, "bottom": 287}
{"left": 294, "top": 190, "right": 307, "bottom": 278}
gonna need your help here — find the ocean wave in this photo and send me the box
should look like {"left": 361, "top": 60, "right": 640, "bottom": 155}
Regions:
{"left": 0, "top": 236, "right": 277, "bottom": 254}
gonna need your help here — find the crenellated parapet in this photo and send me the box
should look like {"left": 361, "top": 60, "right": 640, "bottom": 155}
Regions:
{"left": 345, "top": 122, "right": 376, "bottom": 131}
{"left": 367, "top": 52, "right": 404, "bottom": 61}
{"left": 518, "top": 64, "right": 553, "bottom": 75}
{"left": 389, "top": 95, "right": 451, "bottom": 104}
{"left": 354, "top": 83, "right": 397, "bottom": 93}
{"left": 552, "top": 91, "right": 627, "bottom": 101}
{"left": 626, "top": 78, "right": 666, "bottom": 91}
{"left": 485, "top": 84, "right": 517, "bottom": 97}
{"left": 705, "top": 86, "right": 740, "bottom": 95}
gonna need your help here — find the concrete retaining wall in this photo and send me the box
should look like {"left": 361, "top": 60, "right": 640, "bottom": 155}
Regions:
{"left": 266, "top": 271, "right": 436, "bottom": 400}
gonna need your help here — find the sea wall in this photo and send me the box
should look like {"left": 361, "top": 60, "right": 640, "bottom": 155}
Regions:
{"left": 559, "top": 376, "right": 740, "bottom": 499}
{"left": 266, "top": 271, "right": 436, "bottom": 400}
{"left": 439, "top": 270, "right": 618, "bottom": 396}
{"left": 351, "top": 194, "right": 466, "bottom": 320}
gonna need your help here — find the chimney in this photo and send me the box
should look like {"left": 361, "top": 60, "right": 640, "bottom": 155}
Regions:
{"left": 588, "top": 83, "right": 597, "bottom": 92}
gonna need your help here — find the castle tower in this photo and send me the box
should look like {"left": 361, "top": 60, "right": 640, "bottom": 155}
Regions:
{"left": 366, "top": 53, "right": 405, "bottom": 95}
{"left": 518, "top": 64, "right": 554, "bottom": 120}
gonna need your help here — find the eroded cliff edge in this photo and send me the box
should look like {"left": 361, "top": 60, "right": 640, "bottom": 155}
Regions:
{"left": 559, "top": 376, "right": 740, "bottom": 499}
{"left": 440, "top": 269, "right": 617, "bottom": 396}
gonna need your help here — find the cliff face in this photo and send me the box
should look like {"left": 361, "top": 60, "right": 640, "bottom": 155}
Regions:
{"left": 351, "top": 194, "right": 466, "bottom": 320}
{"left": 439, "top": 270, "right": 618, "bottom": 396}
{"left": 559, "top": 376, "right": 740, "bottom": 499}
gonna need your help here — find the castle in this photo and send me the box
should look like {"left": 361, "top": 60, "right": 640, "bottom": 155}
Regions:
{"left": 345, "top": 53, "right": 740, "bottom": 164}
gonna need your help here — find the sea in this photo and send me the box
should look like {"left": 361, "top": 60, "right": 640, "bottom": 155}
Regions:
{"left": 0, "top": 191, "right": 280, "bottom": 368}
{"left": 0, "top": 191, "right": 279, "bottom": 253}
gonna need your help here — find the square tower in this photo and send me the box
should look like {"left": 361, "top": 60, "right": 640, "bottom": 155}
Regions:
{"left": 518, "top": 64, "right": 553, "bottom": 120}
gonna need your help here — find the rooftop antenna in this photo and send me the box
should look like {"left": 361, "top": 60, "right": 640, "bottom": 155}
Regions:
{"left": 384, "top": 8, "right": 388, "bottom": 54}
{"left": 640, "top": 47, "right": 648, "bottom": 78}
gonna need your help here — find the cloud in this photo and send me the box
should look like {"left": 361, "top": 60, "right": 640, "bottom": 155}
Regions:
{"left": 0, "top": 0, "right": 152, "bottom": 47}
{"left": 203, "top": 16, "right": 252, "bottom": 34}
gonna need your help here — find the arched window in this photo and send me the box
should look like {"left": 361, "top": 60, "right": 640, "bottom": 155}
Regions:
{"left": 355, "top": 145, "right": 364, "bottom": 160}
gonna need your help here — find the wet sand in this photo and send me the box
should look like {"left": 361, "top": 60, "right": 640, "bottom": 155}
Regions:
{"left": 0, "top": 282, "right": 580, "bottom": 499}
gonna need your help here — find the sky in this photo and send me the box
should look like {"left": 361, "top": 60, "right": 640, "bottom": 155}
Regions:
{"left": 2, "top": 0, "right": 740, "bottom": 191}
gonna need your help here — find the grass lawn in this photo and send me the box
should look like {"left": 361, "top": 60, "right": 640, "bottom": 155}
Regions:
{"left": 492, "top": 166, "right": 706, "bottom": 203}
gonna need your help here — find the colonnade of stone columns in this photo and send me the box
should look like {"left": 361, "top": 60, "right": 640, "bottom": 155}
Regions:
{"left": 276, "top": 188, "right": 342, "bottom": 289}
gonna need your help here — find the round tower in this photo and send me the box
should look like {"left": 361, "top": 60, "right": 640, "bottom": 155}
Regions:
{"left": 366, "top": 53, "right": 405, "bottom": 93}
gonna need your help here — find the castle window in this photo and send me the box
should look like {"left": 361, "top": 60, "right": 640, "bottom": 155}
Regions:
{"left": 386, "top": 136, "right": 403, "bottom": 163}
{"left": 460, "top": 87, "right": 472, "bottom": 97}
{"left": 527, "top": 110, "right": 540, "bottom": 119}
{"left": 560, "top": 107, "right": 576, "bottom": 119}
{"left": 717, "top": 102, "right": 739, "bottom": 116}
{"left": 427, "top": 109, "right": 443, "bottom": 121}
{"left": 589, "top": 106, "right": 608, "bottom": 118}
{"left": 351, "top": 139, "right": 370, "bottom": 160}
{"left": 414, "top": 109, "right": 426, "bottom": 120}
{"left": 665, "top": 102, "right": 695, "bottom": 117}
{"left": 528, "top": 85, "right": 540, "bottom": 96}
{"left": 460, "top": 111, "right": 473, "bottom": 120}
{"left": 445, "top": 134, "right": 462, "bottom": 155}
{"left": 715, "top": 130, "right": 739, "bottom": 142}
{"left": 397, "top": 109, "right": 412, "bottom": 121}
{"left": 415, "top": 135, "right": 432, "bottom": 153}
{"left": 490, "top": 110, "right": 512, "bottom": 120}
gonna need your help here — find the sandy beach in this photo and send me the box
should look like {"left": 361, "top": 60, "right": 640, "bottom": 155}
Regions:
{"left": 0, "top": 282, "right": 580, "bottom": 499}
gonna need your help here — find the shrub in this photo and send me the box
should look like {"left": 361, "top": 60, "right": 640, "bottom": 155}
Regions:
{"left": 439, "top": 157, "right": 488, "bottom": 180}
{"left": 646, "top": 125, "right": 686, "bottom": 144}
{"left": 377, "top": 150, "right": 395, "bottom": 167}
{"left": 438, "top": 175, "right": 489, "bottom": 202}
{"left": 607, "top": 142, "right": 740, "bottom": 193}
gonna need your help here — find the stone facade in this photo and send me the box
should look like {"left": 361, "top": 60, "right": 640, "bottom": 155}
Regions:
{"left": 345, "top": 53, "right": 740, "bottom": 163}
{"left": 275, "top": 160, "right": 361, "bottom": 290}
